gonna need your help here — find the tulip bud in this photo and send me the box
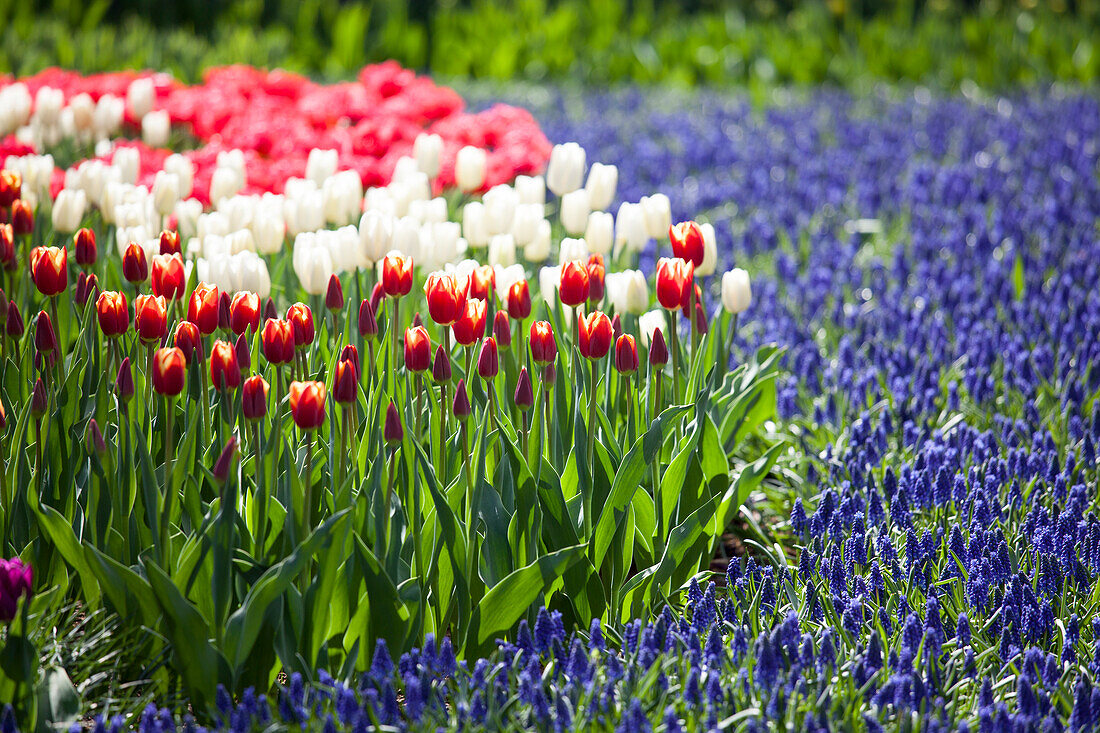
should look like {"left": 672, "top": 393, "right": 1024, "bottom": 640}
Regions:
{"left": 560, "top": 190, "right": 590, "bottom": 236}
{"left": 34, "top": 310, "right": 57, "bottom": 354}
{"left": 210, "top": 340, "right": 241, "bottom": 391}
{"left": 229, "top": 292, "right": 261, "bottom": 336}
{"left": 0, "top": 170, "right": 21, "bottom": 208}
{"left": 412, "top": 313, "right": 424, "bottom": 329}
{"left": 30, "top": 246, "right": 67, "bottom": 296}
{"left": 694, "top": 303, "right": 708, "bottom": 334}
{"left": 74, "top": 228, "right": 97, "bottom": 267}
{"left": 514, "top": 367, "right": 534, "bottom": 411}
{"left": 115, "top": 357, "right": 135, "bottom": 402}
{"left": 614, "top": 334, "right": 638, "bottom": 374}
{"left": 542, "top": 363, "right": 557, "bottom": 386}
{"left": 669, "top": 221, "right": 705, "bottom": 269}
{"left": 404, "top": 326, "right": 432, "bottom": 372}
{"left": 52, "top": 189, "right": 86, "bottom": 234}
{"left": 506, "top": 280, "right": 531, "bottom": 321}
{"left": 584, "top": 211, "right": 614, "bottom": 256}
{"left": 11, "top": 199, "right": 33, "bottom": 237}
{"left": 85, "top": 418, "right": 106, "bottom": 455}
{"left": 212, "top": 437, "right": 238, "bottom": 485}
{"left": 477, "top": 337, "right": 499, "bottom": 380}
{"left": 611, "top": 313, "right": 623, "bottom": 342}
{"left": 151, "top": 254, "right": 186, "bottom": 301}
{"left": 721, "top": 269, "right": 752, "bottom": 314}
{"left": 173, "top": 321, "right": 204, "bottom": 364}
{"left": 262, "top": 297, "right": 277, "bottom": 323}
{"left": 381, "top": 253, "right": 414, "bottom": 298}
{"left": 579, "top": 311, "right": 613, "bottom": 360}
{"left": 159, "top": 229, "right": 181, "bottom": 256}
{"left": 217, "top": 291, "right": 231, "bottom": 331}
{"left": 455, "top": 146, "right": 487, "bottom": 193}
{"left": 288, "top": 381, "right": 326, "bottom": 430}
{"left": 492, "top": 311, "right": 511, "bottom": 349}
{"left": 261, "top": 318, "right": 294, "bottom": 365}
{"left": 641, "top": 194, "right": 671, "bottom": 239}
{"left": 529, "top": 321, "right": 557, "bottom": 365}
{"left": 546, "top": 142, "right": 585, "bottom": 197}
{"left": 235, "top": 332, "right": 251, "bottom": 373}
{"left": 333, "top": 358, "right": 358, "bottom": 404}
{"left": 452, "top": 299, "right": 487, "bottom": 347}
{"left": 339, "top": 345, "right": 360, "bottom": 380}
{"left": 384, "top": 401, "right": 404, "bottom": 444}
{"left": 31, "top": 378, "right": 47, "bottom": 417}
{"left": 187, "top": 283, "right": 219, "bottom": 335}
{"left": 584, "top": 162, "right": 618, "bottom": 212}
{"left": 242, "top": 375, "right": 269, "bottom": 420}
{"left": 432, "top": 345, "right": 451, "bottom": 384}
{"left": 649, "top": 327, "right": 669, "bottom": 367}
{"left": 325, "top": 274, "right": 344, "bottom": 312}
{"left": 358, "top": 299, "right": 378, "bottom": 340}
{"left": 96, "top": 291, "right": 129, "bottom": 338}
{"left": 587, "top": 254, "right": 605, "bottom": 304}
{"left": 0, "top": 225, "right": 13, "bottom": 270}
{"left": 6, "top": 301, "right": 23, "bottom": 339}
{"left": 369, "top": 282, "right": 385, "bottom": 315}
{"left": 452, "top": 379, "right": 471, "bottom": 421}
{"left": 286, "top": 303, "right": 315, "bottom": 348}
{"left": 122, "top": 241, "right": 149, "bottom": 285}
{"left": 0, "top": 556, "right": 33, "bottom": 622}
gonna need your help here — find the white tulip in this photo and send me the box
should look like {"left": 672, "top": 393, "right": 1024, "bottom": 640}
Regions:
{"left": 235, "top": 251, "right": 272, "bottom": 298}
{"left": 696, "top": 222, "right": 719, "bottom": 277}
{"left": 227, "top": 229, "right": 256, "bottom": 255}
{"left": 638, "top": 310, "right": 668, "bottom": 347}
{"left": 483, "top": 184, "right": 517, "bottom": 235}
{"left": 641, "top": 194, "right": 671, "bottom": 239}
{"left": 141, "top": 111, "right": 171, "bottom": 148}
{"left": 407, "top": 197, "right": 448, "bottom": 224}
{"left": 462, "top": 201, "right": 489, "bottom": 248}
{"left": 391, "top": 216, "right": 422, "bottom": 260}
{"left": 285, "top": 190, "right": 324, "bottom": 235}
{"left": 546, "top": 142, "right": 585, "bottom": 196}
{"left": 34, "top": 87, "right": 64, "bottom": 126}
{"left": 127, "top": 78, "right": 156, "bottom": 119}
{"left": 217, "top": 150, "right": 247, "bottom": 183}
{"left": 494, "top": 263, "right": 526, "bottom": 301}
{"left": 391, "top": 156, "right": 419, "bottom": 183}
{"left": 114, "top": 146, "right": 140, "bottom": 185}
{"left": 584, "top": 211, "right": 614, "bottom": 255}
{"left": 605, "top": 270, "right": 649, "bottom": 315}
{"left": 560, "top": 189, "right": 590, "bottom": 235}
{"left": 514, "top": 175, "right": 545, "bottom": 206}
{"left": 198, "top": 211, "right": 230, "bottom": 239}
{"left": 306, "top": 149, "right": 339, "bottom": 184}
{"left": 558, "top": 237, "right": 588, "bottom": 265}
{"left": 615, "top": 202, "right": 649, "bottom": 253}
{"left": 511, "top": 203, "right": 542, "bottom": 246}
{"left": 293, "top": 233, "right": 335, "bottom": 295}
{"left": 359, "top": 210, "right": 394, "bottom": 265}
{"left": 152, "top": 171, "right": 180, "bottom": 217}
{"left": 524, "top": 219, "right": 552, "bottom": 262}
{"left": 93, "top": 94, "right": 124, "bottom": 139}
{"left": 209, "top": 167, "right": 243, "bottom": 205}
{"left": 488, "top": 233, "right": 516, "bottom": 268}
{"left": 455, "top": 146, "right": 486, "bottom": 193}
{"left": 174, "top": 199, "right": 204, "bottom": 239}
{"left": 319, "top": 226, "right": 360, "bottom": 274}
{"left": 364, "top": 186, "right": 396, "bottom": 217}
{"left": 421, "top": 221, "right": 463, "bottom": 270}
{"left": 722, "top": 269, "right": 752, "bottom": 314}
{"left": 538, "top": 266, "right": 561, "bottom": 307}
{"left": 69, "top": 93, "right": 95, "bottom": 133}
{"left": 51, "top": 189, "right": 86, "bottom": 233}
{"left": 253, "top": 216, "right": 286, "bottom": 255}
{"left": 0, "top": 84, "right": 32, "bottom": 135}
{"left": 163, "top": 154, "right": 194, "bottom": 199}
{"left": 323, "top": 171, "right": 362, "bottom": 225}
{"left": 219, "top": 195, "right": 254, "bottom": 232}
{"left": 584, "top": 162, "right": 618, "bottom": 211}
{"left": 413, "top": 133, "right": 443, "bottom": 178}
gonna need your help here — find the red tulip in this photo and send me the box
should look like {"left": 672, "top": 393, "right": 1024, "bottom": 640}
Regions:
{"left": 369, "top": 281, "right": 385, "bottom": 315}
{"left": 152, "top": 347, "right": 187, "bottom": 396}
{"left": 404, "top": 325, "right": 432, "bottom": 372}
{"left": 0, "top": 224, "right": 13, "bottom": 270}
{"left": 229, "top": 292, "right": 261, "bottom": 335}
{"left": 96, "top": 290, "right": 129, "bottom": 337}
{"left": 235, "top": 332, "right": 251, "bottom": 372}
{"left": 0, "top": 170, "right": 21, "bottom": 207}
{"left": 358, "top": 299, "right": 378, "bottom": 340}
{"left": 451, "top": 298, "right": 487, "bottom": 347}
{"left": 262, "top": 297, "right": 277, "bottom": 323}
{"left": 587, "top": 254, "right": 606, "bottom": 303}
{"left": 559, "top": 260, "right": 590, "bottom": 308}
{"left": 86, "top": 419, "right": 106, "bottom": 455}
{"left": 31, "top": 378, "right": 47, "bottom": 417}
{"left": 5, "top": 301, "right": 23, "bottom": 339}
{"left": 122, "top": 241, "right": 149, "bottom": 284}
{"left": 492, "top": 311, "right": 511, "bottom": 348}
{"left": 507, "top": 280, "right": 531, "bottom": 320}
{"left": 151, "top": 254, "right": 186, "bottom": 301}
{"left": 693, "top": 302, "right": 708, "bottom": 334}
{"left": 669, "top": 221, "right": 705, "bottom": 268}
{"left": 432, "top": 345, "right": 451, "bottom": 383}
{"left": 339, "top": 344, "right": 361, "bottom": 380}
{"left": 614, "top": 334, "right": 638, "bottom": 374}
{"left": 286, "top": 303, "right": 314, "bottom": 347}
{"left": 74, "top": 228, "right": 97, "bottom": 268}
{"left": 529, "top": 321, "right": 557, "bottom": 365}
{"left": 514, "top": 367, "right": 534, "bottom": 410}
{"left": 261, "top": 318, "right": 295, "bottom": 365}
{"left": 656, "top": 257, "right": 694, "bottom": 311}
{"left": 424, "top": 272, "right": 465, "bottom": 326}
{"left": 173, "top": 321, "right": 204, "bottom": 364}
{"left": 332, "top": 358, "right": 358, "bottom": 404}
{"left": 210, "top": 340, "right": 241, "bottom": 391}
{"left": 611, "top": 313, "right": 623, "bottom": 342}
{"left": 325, "top": 274, "right": 344, "bottom": 311}
{"left": 384, "top": 401, "right": 403, "bottom": 443}
{"left": 467, "top": 265, "right": 495, "bottom": 302}
{"left": 159, "top": 229, "right": 182, "bottom": 256}
{"left": 29, "top": 246, "right": 67, "bottom": 296}
{"left": 578, "top": 311, "right": 613, "bottom": 360}
{"left": 134, "top": 294, "right": 167, "bottom": 343}
{"left": 187, "top": 282, "right": 219, "bottom": 335}
{"left": 10, "top": 200, "right": 32, "bottom": 236}
{"left": 381, "top": 253, "right": 413, "bottom": 297}
{"left": 452, "top": 379, "right": 471, "bottom": 421}
{"left": 289, "top": 380, "right": 326, "bottom": 429}
{"left": 477, "top": 337, "right": 499, "bottom": 380}
{"left": 649, "top": 327, "right": 669, "bottom": 367}
{"left": 241, "top": 375, "right": 269, "bottom": 420}
{"left": 217, "top": 291, "right": 231, "bottom": 331}
{"left": 212, "top": 438, "right": 238, "bottom": 485}
{"left": 34, "top": 310, "right": 57, "bottom": 354}
{"left": 114, "top": 358, "right": 133, "bottom": 404}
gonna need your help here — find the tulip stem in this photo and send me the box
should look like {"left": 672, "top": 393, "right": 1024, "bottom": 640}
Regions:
{"left": 302, "top": 431, "right": 314, "bottom": 539}
{"left": 461, "top": 421, "right": 476, "bottom": 586}
{"left": 50, "top": 295, "right": 64, "bottom": 378}
{"left": 253, "top": 420, "right": 266, "bottom": 559}
{"left": 145, "top": 344, "right": 155, "bottom": 425}
{"left": 381, "top": 446, "right": 398, "bottom": 554}
{"left": 390, "top": 298, "right": 400, "bottom": 392}
{"left": 689, "top": 284, "right": 698, "bottom": 362}
{"left": 723, "top": 313, "right": 739, "bottom": 375}
{"left": 520, "top": 411, "right": 529, "bottom": 461}
{"left": 651, "top": 369, "right": 664, "bottom": 560}
{"left": 200, "top": 365, "right": 211, "bottom": 444}
{"left": 414, "top": 373, "right": 424, "bottom": 439}
{"left": 585, "top": 357, "right": 597, "bottom": 539}
{"left": 668, "top": 312, "right": 681, "bottom": 403}
{"left": 160, "top": 398, "right": 174, "bottom": 565}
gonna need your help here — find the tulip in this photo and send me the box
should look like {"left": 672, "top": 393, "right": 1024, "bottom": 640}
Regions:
{"left": 432, "top": 345, "right": 451, "bottom": 383}
{"left": 455, "top": 146, "right": 487, "bottom": 193}
{"left": 0, "top": 171, "right": 21, "bottom": 208}
{"left": 30, "top": 246, "right": 67, "bottom": 296}
{"left": 579, "top": 311, "right": 613, "bottom": 360}
{"left": 332, "top": 358, "right": 358, "bottom": 404}
{"left": 142, "top": 110, "right": 171, "bottom": 147}
{"left": 559, "top": 260, "right": 590, "bottom": 308}
{"left": 336, "top": 344, "right": 360, "bottom": 381}
{"left": 414, "top": 133, "right": 443, "bottom": 178}
{"left": 560, "top": 190, "right": 590, "bottom": 235}
{"left": 122, "top": 241, "right": 149, "bottom": 285}
{"left": 507, "top": 280, "right": 531, "bottom": 320}
{"left": 615, "top": 334, "right": 639, "bottom": 374}
{"left": 358, "top": 299, "right": 378, "bottom": 340}
{"left": 210, "top": 340, "right": 241, "bottom": 391}
{"left": 306, "top": 148, "right": 338, "bottom": 184}
{"left": 404, "top": 326, "right": 432, "bottom": 372}
{"left": 452, "top": 379, "right": 471, "bottom": 421}
{"left": 31, "top": 378, "right": 47, "bottom": 417}
{"left": 159, "top": 229, "right": 182, "bottom": 256}
{"left": 0, "top": 225, "right": 13, "bottom": 270}
{"left": 384, "top": 401, "right": 404, "bottom": 444}
{"left": 722, "top": 269, "right": 752, "bottom": 314}
{"left": 186, "top": 282, "right": 219, "bottom": 335}
{"left": 75, "top": 272, "right": 97, "bottom": 308}
{"left": 52, "top": 189, "right": 86, "bottom": 234}
{"left": 232, "top": 333, "right": 250, "bottom": 374}
{"left": 10, "top": 200, "right": 32, "bottom": 237}
{"left": 641, "top": 194, "right": 672, "bottom": 239}
{"left": 696, "top": 223, "right": 718, "bottom": 276}
{"left": 511, "top": 203, "right": 542, "bottom": 245}
{"left": 173, "top": 321, "right": 204, "bottom": 364}
{"left": 452, "top": 298, "right": 487, "bottom": 347}
{"left": 217, "top": 292, "right": 232, "bottom": 331}
{"left": 525, "top": 220, "right": 552, "bottom": 261}
{"left": 286, "top": 303, "right": 315, "bottom": 348}
{"left": 229, "top": 292, "right": 261, "bottom": 335}
{"left": 382, "top": 253, "right": 414, "bottom": 298}
{"left": 478, "top": 337, "right": 499, "bottom": 380}
{"left": 288, "top": 381, "right": 326, "bottom": 430}
{"left": 242, "top": 375, "right": 269, "bottom": 420}
{"left": 488, "top": 234, "right": 516, "bottom": 268}
{"left": 546, "top": 142, "right": 586, "bottom": 196}
{"left": 558, "top": 236, "right": 588, "bottom": 265}
{"left": 85, "top": 419, "right": 106, "bottom": 455}
{"left": 0, "top": 557, "right": 33, "bottom": 622}
{"left": 212, "top": 437, "right": 238, "bottom": 486}
{"left": 612, "top": 314, "right": 623, "bottom": 342}
{"left": 530, "top": 321, "right": 557, "bottom": 365}
{"left": 669, "top": 221, "right": 705, "bottom": 268}
{"left": 293, "top": 238, "right": 334, "bottom": 296}
{"left": 515, "top": 367, "right": 534, "bottom": 410}
{"left": 258, "top": 319, "right": 293, "bottom": 368}
{"left": 587, "top": 254, "right": 606, "bottom": 304}
{"left": 584, "top": 162, "right": 618, "bottom": 212}
{"left": 424, "top": 272, "right": 465, "bottom": 326}
{"left": 656, "top": 258, "right": 694, "bottom": 311}
{"left": 74, "top": 228, "right": 96, "bottom": 268}
{"left": 584, "top": 211, "right": 614, "bottom": 256}
{"left": 151, "top": 254, "right": 186, "bottom": 301}
{"left": 615, "top": 201, "right": 649, "bottom": 253}
{"left": 5, "top": 301, "right": 23, "bottom": 340}
{"left": 96, "top": 291, "right": 129, "bottom": 338}
{"left": 152, "top": 347, "right": 186, "bottom": 396}
{"left": 325, "top": 274, "right": 344, "bottom": 312}
{"left": 34, "top": 310, "right": 57, "bottom": 355}
{"left": 467, "top": 265, "right": 495, "bottom": 302}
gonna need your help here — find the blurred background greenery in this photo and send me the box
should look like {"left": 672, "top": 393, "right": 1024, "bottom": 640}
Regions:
{"left": 2, "top": 0, "right": 1097, "bottom": 88}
